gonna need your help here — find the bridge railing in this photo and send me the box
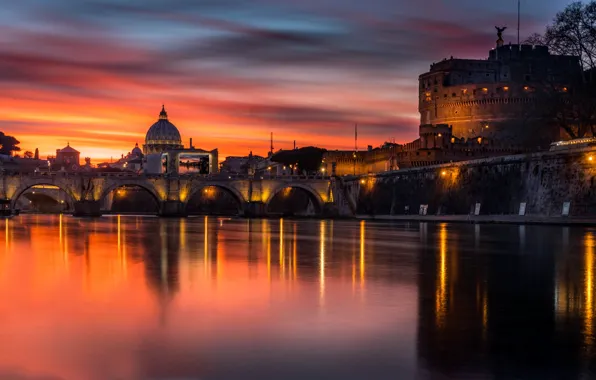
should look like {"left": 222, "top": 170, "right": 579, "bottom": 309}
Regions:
{"left": 1, "top": 171, "right": 331, "bottom": 181}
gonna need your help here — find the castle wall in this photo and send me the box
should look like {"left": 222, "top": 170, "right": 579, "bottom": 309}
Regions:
{"left": 355, "top": 148, "right": 596, "bottom": 216}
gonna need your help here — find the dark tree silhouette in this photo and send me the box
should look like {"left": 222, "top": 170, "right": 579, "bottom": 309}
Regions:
{"left": 0, "top": 132, "right": 21, "bottom": 156}
{"left": 526, "top": 1, "right": 596, "bottom": 137}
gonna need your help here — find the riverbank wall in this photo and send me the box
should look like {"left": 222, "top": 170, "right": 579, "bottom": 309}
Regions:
{"left": 352, "top": 147, "right": 596, "bottom": 217}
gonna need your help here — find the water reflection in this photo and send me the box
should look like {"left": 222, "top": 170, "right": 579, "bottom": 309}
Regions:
{"left": 2, "top": 217, "right": 596, "bottom": 378}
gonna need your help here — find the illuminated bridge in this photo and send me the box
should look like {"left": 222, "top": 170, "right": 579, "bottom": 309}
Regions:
{"left": 0, "top": 172, "right": 359, "bottom": 217}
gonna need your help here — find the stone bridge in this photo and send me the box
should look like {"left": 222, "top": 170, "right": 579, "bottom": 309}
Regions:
{"left": 0, "top": 172, "right": 358, "bottom": 217}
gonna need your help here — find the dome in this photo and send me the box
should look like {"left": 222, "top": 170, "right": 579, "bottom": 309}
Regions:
{"left": 143, "top": 105, "right": 184, "bottom": 154}
{"left": 131, "top": 143, "right": 143, "bottom": 157}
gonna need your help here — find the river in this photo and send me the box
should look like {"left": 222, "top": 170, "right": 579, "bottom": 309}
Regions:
{"left": 0, "top": 215, "right": 595, "bottom": 379}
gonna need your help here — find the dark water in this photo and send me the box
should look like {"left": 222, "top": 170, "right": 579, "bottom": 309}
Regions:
{"left": 1, "top": 216, "right": 595, "bottom": 380}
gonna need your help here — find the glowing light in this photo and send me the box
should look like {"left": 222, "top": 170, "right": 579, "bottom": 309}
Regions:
{"left": 503, "top": 86, "right": 509, "bottom": 91}
{"left": 585, "top": 232, "right": 594, "bottom": 346}
{"left": 320, "top": 167, "right": 326, "bottom": 173}
{"left": 319, "top": 220, "right": 326, "bottom": 305}
{"left": 436, "top": 223, "right": 448, "bottom": 327}
{"left": 441, "top": 170, "right": 447, "bottom": 176}
{"left": 590, "top": 156, "right": 594, "bottom": 162}
{"left": 360, "top": 179, "right": 365, "bottom": 184}
{"left": 360, "top": 220, "right": 365, "bottom": 288}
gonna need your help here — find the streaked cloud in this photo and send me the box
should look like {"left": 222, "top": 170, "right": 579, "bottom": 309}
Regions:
{"left": 0, "top": 0, "right": 567, "bottom": 160}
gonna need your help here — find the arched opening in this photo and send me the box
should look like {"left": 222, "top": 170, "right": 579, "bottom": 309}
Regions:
{"left": 12, "top": 184, "right": 74, "bottom": 213}
{"left": 267, "top": 186, "right": 322, "bottom": 217}
{"left": 186, "top": 186, "right": 243, "bottom": 216}
{"left": 103, "top": 185, "right": 160, "bottom": 214}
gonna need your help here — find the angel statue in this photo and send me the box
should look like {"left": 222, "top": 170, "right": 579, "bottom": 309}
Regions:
{"left": 495, "top": 26, "right": 507, "bottom": 41}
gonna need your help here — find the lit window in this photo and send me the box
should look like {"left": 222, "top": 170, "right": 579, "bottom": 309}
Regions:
{"left": 482, "top": 88, "right": 488, "bottom": 94}
{"left": 523, "top": 86, "right": 530, "bottom": 91}
{"left": 462, "top": 89, "right": 468, "bottom": 95}
{"left": 562, "top": 87, "right": 568, "bottom": 92}
{"left": 503, "top": 86, "right": 509, "bottom": 91}
{"left": 477, "top": 137, "right": 482, "bottom": 144}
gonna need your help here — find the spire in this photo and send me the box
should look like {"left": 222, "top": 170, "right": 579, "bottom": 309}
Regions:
{"left": 135, "top": 142, "right": 138, "bottom": 147}
{"left": 159, "top": 104, "right": 168, "bottom": 120}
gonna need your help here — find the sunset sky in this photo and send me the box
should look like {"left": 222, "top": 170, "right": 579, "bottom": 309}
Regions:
{"left": 1, "top": 0, "right": 570, "bottom": 161}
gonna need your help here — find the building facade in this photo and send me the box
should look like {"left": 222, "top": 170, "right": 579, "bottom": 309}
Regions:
{"left": 419, "top": 44, "right": 581, "bottom": 148}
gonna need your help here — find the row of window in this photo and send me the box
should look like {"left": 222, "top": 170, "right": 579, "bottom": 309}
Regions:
{"left": 423, "top": 85, "right": 568, "bottom": 102}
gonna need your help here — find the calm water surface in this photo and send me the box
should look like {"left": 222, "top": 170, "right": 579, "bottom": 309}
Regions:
{"left": 1, "top": 215, "right": 596, "bottom": 379}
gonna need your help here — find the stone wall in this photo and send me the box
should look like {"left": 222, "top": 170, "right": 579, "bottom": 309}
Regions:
{"left": 354, "top": 148, "right": 596, "bottom": 216}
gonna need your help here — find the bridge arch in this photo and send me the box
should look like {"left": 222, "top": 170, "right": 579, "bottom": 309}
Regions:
{"left": 11, "top": 182, "right": 78, "bottom": 211}
{"left": 99, "top": 181, "right": 162, "bottom": 212}
{"left": 184, "top": 183, "right": 245, "bottom": 215}
{"left": 265, "top": 183, "right": 324, "bottom": 216}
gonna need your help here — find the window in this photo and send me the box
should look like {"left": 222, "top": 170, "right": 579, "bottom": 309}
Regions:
{"left": 503, "top": 86, "right": 509, "bottom": 92}
{"left": 452, "top": 93, "right": 456, "bottom": 97}
{"left": 482, "top": 88, "right": 488, "bottom": 94}
{"left": 496, "top": 87, "right": 502, "bottom": 93}
{"left": 462, "top": 89, "right": 468, "bottom": 95}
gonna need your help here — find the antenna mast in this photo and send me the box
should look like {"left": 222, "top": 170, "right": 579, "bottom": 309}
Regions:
{"left": 517, "top": 0, "right": 520, "bottom": 46}
{"left": 270, "top": 132, "right": 274, "bottom": 156}
{"left": 355, "top": 123, "right": 358, "bottom": 152}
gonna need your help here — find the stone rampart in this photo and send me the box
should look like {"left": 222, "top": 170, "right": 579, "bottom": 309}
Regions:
{"left": 355, "top": 147, "right": 596, "bottom": 216}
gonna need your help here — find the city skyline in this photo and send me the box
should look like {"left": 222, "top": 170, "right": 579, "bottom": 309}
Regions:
{"left": 1, "top": 0, "right": 570, "bottom": 161}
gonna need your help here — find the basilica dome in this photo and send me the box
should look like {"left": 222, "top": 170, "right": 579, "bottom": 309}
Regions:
{"left": 143, "top": 105, "right": 184, "bottom": 154}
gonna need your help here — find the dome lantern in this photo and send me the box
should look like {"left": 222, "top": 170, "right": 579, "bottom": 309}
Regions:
{"left": 159, "top": 104, "right": 168, "bottom": 120}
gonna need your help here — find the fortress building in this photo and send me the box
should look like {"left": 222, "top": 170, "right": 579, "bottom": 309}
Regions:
{"left": 419, "top": 38, "right": 581, "bottom": 148}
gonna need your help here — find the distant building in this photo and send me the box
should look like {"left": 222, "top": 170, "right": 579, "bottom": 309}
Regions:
{"left": 54, "top": 143, "right": 80, "bottom": 169}
{"left": 418, "top": 42, "right": 581, "bottom": 148}
{"left": 220, "top": 153, "right": 266, "bottom": 175}
{"left": 97, "top": 143, "right": 144, "bottom": 172}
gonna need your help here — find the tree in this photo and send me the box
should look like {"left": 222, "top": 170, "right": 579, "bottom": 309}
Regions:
{"left": 34, "top": 148, "right": 39, "bottom": 160}
{"left": 526, "top": 1, "right": 596, "bottom": 138}
{"left": 0, "top": 132, "right": 21, "bottom": 156}
{"left": 23, "top": 151, "right": 33, "bottom": 159}
{"left": 528, "top": 2, "right": 596, "bottom": 72}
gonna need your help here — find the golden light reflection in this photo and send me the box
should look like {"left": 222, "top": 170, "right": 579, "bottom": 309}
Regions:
{"left": 266, "top": 220, "right": 271, "bottom": 281}
{"left": 160, "top": 222, "right": 168, "bottom": 294}
{"left": 204, "top": 216, "right": 209, "bottom": 275}
{"left": 360, "top": 220, "right": 365, "bottom": 289}
{"left": 180, "top": 218, "right": 187, "bottom": 254}
{"left": 292, "top": 223, "right": 297, "bottom": 281}
{"left": 319, "top": 220, "right": 326, "bottom": 305}
{"left": 279, "top": 219, "right": 284, "bottom": 276}
{"left": 482, "top": 288, "right": 488, "bottom": 339}
{"left": 436, "top": 223, "right": 448, "bottom": 328}
{"left": 4, "top": 218, "right": 9, "bottom": 250}
{"left": 585, "top": 232, "right": 594, "bottom": 348}
{"left": 118, "top": 216, "right": 127, "bottom": 278}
